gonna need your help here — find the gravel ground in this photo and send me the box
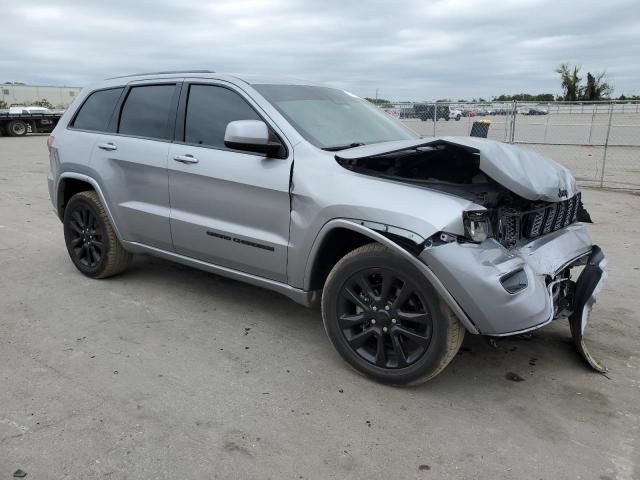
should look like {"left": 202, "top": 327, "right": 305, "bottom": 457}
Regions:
{"left": 1, "top": 135, "right": 639, "bottom": 480}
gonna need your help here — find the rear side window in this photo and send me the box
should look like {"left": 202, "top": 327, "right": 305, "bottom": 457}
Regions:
{"left": 185, "top": 85, "right": 260, "bottom": 148}
{"left": 72, "top": 88, "right": 123, "bottom": 132}
{"left": 118, "top": 85, "right": 175, "bottom": 140}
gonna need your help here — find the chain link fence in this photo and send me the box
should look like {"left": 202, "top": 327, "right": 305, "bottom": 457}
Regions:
{"left": 386, "top": 100, "right": 640, "bottom": 190}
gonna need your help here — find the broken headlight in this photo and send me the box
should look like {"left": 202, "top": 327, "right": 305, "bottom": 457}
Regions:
{"left": 463, "top": 210, "right": 492, "bottom": 242}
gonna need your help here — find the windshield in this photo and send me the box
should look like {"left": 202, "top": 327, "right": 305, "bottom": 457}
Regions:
{"left": 253, "top": 84, "right": 418, "bottom": 150}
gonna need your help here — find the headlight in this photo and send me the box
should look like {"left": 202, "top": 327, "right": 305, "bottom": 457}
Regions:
{"left": 463, "top": 210, "right": 492, "bottom": 242}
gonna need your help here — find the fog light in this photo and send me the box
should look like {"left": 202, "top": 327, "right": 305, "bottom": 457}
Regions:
{"left": 501, "top": 269, "right": 528, "bottom": 294}
{"left": 463, "top": 210, "right": 492, "bottom": 242}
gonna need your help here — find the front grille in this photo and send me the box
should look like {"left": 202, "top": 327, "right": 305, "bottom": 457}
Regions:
{"left": 498, "top": 192, "right": 581, "bottom": 249}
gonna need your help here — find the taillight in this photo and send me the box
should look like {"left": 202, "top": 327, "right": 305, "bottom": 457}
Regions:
{"left": 47, "top": 135, "right": 54, "bottom": 154}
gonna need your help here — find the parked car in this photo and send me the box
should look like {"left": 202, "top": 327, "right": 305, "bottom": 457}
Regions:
{"left": 449, "top": 107, "right": 462, "bottom": 121}
{"left": 413, "top": 103, "right": 450, "bottom": 121}
{"left": 523, "top": 107, "right": 549, "bottom": 115}
{"left": 399, "top": 106, "right": 415, "bottom": 119}
{"left": 491, "top": 107, "right": 510, "bottom": 115}
{"left": 47, "top": 71, "right": 607, "bottom": 384}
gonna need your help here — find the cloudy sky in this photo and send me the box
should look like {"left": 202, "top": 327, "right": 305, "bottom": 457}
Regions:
{"left": 1, "top": 0, "right": 639, "bottom": 100}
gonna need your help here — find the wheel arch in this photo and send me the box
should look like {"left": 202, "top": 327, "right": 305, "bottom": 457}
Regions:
{"left": 56, "top": 172, "right": 124, "bottom": 241}
{"left": 304, "top": 219, "right": 479, "bottom": 334}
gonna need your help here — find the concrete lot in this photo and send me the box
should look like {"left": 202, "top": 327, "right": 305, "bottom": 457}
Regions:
{"left": 1, "top": 135, "right": 639, "bottom": 479}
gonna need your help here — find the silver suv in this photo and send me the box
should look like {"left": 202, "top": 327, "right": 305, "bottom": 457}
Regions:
{"left": 47, "top": 71, "right": 607, "bottom": 384}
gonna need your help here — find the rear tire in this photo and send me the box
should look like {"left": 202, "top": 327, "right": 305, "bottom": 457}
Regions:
{"left": 321, "top": 243, "right": 464, "bottom": 385}
{"left": 63, "top": 191, "right": 131, "bottom": 278}
{"left": 7, "top": 120, "right": 28, "bottom": 137}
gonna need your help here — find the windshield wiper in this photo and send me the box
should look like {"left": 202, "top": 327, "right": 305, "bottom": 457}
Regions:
{"left": 322, "top": 142, "right": 366, "bottom": 152}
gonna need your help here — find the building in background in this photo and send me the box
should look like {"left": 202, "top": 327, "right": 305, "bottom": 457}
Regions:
{"left": 0, "top": 84, "right": 83, "bottom": 110}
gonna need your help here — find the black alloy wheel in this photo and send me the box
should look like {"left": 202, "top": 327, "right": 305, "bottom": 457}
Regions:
{"left": 67, "top": 204, "right": 104, "bottom": 269}
{"left": 322, "top": 243, "right": 465, "bottom": 385}
{"left": 337, "top": 267, "right": 432, "bottom": 369}
{"left": 63, "top": 190, "right": 131, "bottom": 278}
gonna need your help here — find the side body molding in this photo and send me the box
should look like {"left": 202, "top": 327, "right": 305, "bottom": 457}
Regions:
{"left": 303, "top": 218, "right": 479, "bottom": 334}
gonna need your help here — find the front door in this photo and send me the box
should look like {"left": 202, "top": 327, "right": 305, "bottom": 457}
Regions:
{"left": 168, "top": 83, "right": 292, "bottom": 282}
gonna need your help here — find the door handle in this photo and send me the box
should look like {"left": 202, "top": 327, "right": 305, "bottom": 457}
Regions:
{"left": 173, "top": 154, "right": 199, "bottom": 164}
{"left": 97, "top": 142, "right": 117, "bottom": 151}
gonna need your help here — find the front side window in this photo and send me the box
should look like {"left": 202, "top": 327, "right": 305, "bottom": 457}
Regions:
{"left": 253, "top": 84, "right": 418, "bottom": 150}
{"left": 72, "top": 88, "right": 123, "bottom": 132}
{"left": 184, "top": 84, "right": 260, "bottom": 148}
{"left": 118, "top": 85, "right": 175, "bottom": 140}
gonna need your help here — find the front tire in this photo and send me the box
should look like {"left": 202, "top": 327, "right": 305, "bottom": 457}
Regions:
{"left": 321, "top": 243, "right": 464, "bottom": 385}
{"left": 63, "top": 191, "right": 131, "bottom": 278}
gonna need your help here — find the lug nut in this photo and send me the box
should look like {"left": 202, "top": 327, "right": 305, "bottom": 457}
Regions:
{"left": 372, "top": 306, "right": 377, "bottom": 312}
{"left": 382, "top": 326, "right": 388, "bottom": 333}
{"left": 385, "top": 305, "right": 390, "bottom": 311}
{"left": 391, "top": 318, "right": 397, "bottom": 324}
{"left": 371, "top": 319, "right": 376, "bottom": 325}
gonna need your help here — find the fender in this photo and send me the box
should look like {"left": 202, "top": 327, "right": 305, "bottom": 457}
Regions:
{"left": 56, "top": 172, "right": 125, "bottom": 242}
{"left": 303, "top": 218, "right": 479, "bottom": 334}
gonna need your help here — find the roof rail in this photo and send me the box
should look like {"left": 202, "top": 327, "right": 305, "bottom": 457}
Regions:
{"left": 106, "top": 70, "right": 215, "bottom": 80}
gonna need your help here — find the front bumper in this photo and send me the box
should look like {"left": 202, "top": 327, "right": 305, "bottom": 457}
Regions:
{"left": 569, "top": 246, "right": 608, "bottom": 372}
{"left": 420, "top": 223, "right": 604, "bottom": 336}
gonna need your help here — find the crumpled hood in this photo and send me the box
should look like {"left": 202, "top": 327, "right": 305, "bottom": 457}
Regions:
{"left": 335, "top": 136, "right": 577, "bottom": 202}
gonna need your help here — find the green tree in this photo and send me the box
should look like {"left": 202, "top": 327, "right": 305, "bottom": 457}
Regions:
{"left": 582, "top": 72, "right": 612, "bottom": 100}
{"left": 493, "top": 93, "right": 555, "bottom": 102}
{"left": 556, "top": 64, "right": 581, "bottom": 101}
{"left": 556, "top": 64, "right": 613, "bottom": 101}
{"left": 364, "top": 97, "right": 393, "bottom": 107}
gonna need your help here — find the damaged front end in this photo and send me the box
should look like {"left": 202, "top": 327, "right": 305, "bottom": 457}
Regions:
{"left": 335, "top": 137, "right": 608, "bottom": 372}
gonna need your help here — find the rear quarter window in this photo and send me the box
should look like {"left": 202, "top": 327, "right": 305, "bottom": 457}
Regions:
{"left": 72, "top": 88, "right": 123, "bottom": 132}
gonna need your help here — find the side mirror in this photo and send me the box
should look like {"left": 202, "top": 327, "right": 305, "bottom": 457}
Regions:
{"left": 224, "top": 120, "right": 283, "bottom": 157}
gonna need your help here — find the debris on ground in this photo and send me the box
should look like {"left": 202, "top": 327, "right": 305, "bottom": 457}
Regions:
{"left": 505, "top": 372, "right": 525, "bottom": 382}
{"left": 418, "top": 464, "right": 431, "bottom": 471}
{"left": 13, "top": 469, "right": 27, "bottom": 478}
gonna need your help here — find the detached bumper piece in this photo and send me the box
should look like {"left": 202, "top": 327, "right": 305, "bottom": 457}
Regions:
{"left": 569, "top": 245, "right": 608, "bottom": 373}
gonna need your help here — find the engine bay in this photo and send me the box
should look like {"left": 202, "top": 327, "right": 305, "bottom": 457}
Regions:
{"left": 335, "top": 140, "right": 590, "bottom": 248}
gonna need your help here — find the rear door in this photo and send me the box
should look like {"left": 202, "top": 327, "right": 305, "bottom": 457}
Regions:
{"left": 63, "top": 87, "right": 125, "bottom": 189}
{"left": 89, "top": 82, "right": 180, "bottom": 250}
{"left": 167, "top": 82, "right": 292, "bottom": 282}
